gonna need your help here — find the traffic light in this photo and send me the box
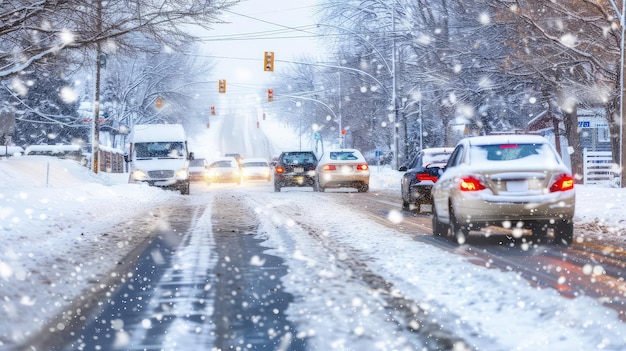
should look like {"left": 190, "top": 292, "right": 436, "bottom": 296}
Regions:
{"left": 210, "top": 106, "right": 216, "bottom": 115}
{"left": 155, "top": 96, "right": 163, "bottom": 109}
{"left": 264, "top": 51, "right": 274, "bottom": 72}
{"left": 218, "top": 79, "right": 226, "bottom": 93}
{"left": 267, "top": 88, "right": 274, "bottom": 102}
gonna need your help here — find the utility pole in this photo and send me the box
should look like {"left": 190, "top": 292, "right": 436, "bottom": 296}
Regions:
{"left": 338, "top": 72, "right": 343, "bottom": 148}
{"left": 391, "top": 0, "right": 399, "bottom": 169}
{"left": 92, "top": 0, "right": 103, "bottom": 174}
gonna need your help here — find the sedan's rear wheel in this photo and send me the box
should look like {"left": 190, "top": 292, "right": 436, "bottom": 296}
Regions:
{"left": 432, "top": 204, "right": 448, "bottom": 237}
{"left": 357, "top": 183, "right": 368, "bottom": 193}
{"left": 450, "top": 207, "right": 469, "bottom": 244}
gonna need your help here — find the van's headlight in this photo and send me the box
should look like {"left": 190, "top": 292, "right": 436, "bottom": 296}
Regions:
{"left": 175, "top": 169, "right": 188, "bottom": 180}
{"left": 131, "top": 169, "right": 148, "bottom": 181}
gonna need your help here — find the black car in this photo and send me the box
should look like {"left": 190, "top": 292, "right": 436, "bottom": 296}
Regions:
{"left": 399, "top": 147, "right": 453, "bottom": 212}
{"left": 274, "top": 151, "right": 318, "bottom": 192}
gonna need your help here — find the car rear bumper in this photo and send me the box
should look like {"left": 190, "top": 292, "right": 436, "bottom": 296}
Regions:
{"left": 319, "top": 173, "right": 369, "bottom": 188}
{"left": 453, "top": 191, "right": 576, "bottom": 222}
{"left": 275, "top": 174, "right": 316, "bottom": 187}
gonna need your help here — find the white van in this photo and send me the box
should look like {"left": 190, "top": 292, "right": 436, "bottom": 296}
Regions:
{"left": 127, "top": 124, "right": 193, "bottom": 195}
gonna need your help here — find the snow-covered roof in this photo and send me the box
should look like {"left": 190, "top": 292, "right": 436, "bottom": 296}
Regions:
{"left": 24, "top": 144, "right": 82, "bottom": 155}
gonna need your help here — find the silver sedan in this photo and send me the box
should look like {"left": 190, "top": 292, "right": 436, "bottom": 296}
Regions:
{"left": 315, "top": 148, "right": 370, "bottom": 192}
{"left": 431, "top": 134, "right": 575, "bottom": 245}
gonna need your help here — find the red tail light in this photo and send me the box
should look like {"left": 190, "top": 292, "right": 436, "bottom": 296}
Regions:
{"left": 416, "top": 173, "right": 438, "bottom": 182}
{"left": 550, "top": 174, "right": 575, "bottom": 192}
{"left": 459, "top": 176, "right": 486, "bottom": 191}
{"left": 275, "top": 166, "right": 284, "bottom": 174}
{"left": 323, "top": 164, "right": 336, "bottom": 171}
{"left": 357, "top": 163, "right": 369, "bottom": 171}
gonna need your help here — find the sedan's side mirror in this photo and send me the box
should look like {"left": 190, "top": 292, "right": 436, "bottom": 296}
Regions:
{"left": 188, "top": 151, "right": 194, "bottom": 160}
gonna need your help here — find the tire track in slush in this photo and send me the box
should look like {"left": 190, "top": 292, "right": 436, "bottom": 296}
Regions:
{"left": 210, "top": 192, "right": 307, "bottom": 351}
{"left": 245, "top": 193, "right": 477, "bottom": 351}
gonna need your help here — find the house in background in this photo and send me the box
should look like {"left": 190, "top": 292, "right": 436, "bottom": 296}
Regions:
{"left": 576, "top": 108, "right": 611, "bottom": 152}
{"left": 527, "top": 107, "right": 611, "bottom": 153}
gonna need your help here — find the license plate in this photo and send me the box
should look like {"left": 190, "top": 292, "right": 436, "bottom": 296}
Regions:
{"left": 506, "top": 180, "right": 528, "bottom": 192}
{"left": 293, "top": 167, "right": 304, "bottom": 173}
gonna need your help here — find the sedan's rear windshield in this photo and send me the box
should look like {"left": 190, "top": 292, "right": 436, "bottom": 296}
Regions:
{"left": 282, "top": 152, "right": 316, "bottom": 164}
{"left": 423, "top": 153, "right": 451, "bottom": 166}
{"left": 329, "top": 151, "right": 360, "bottom": 161}
{"left": 470, "top": 143, "right": 560, "bottom": 166}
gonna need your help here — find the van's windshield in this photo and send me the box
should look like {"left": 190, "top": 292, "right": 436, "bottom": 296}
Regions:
{"left": 134, "top": 142, "right": 185, "bottom": 159}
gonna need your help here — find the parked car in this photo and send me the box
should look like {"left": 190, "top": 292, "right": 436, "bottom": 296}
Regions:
{"left": 240, "top": 158, "right": 271, "bottom": 182}
{"left": 188, "top": 158, "right": 209, "bottom": 181}
{"left": 274, "top": 151, "right": 318, "bottom": 192}
{"left": 316, "top": 149, "right": 370, "bottom": 192}
{"left": 205, "top": 157, "right": 241, "bottom": 185}
{"left": 431, "top": 134, "right": 576, "bottom": 245}
{"left": 399, "top": 147, "right": 453, "bottom": 212}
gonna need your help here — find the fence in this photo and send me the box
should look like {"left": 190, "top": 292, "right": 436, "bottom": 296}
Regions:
{"left": 98, "top": 146, "right": 125, "bottom": 173}
{"left": 583, "top": 149, "right": 614, "bottom": 185}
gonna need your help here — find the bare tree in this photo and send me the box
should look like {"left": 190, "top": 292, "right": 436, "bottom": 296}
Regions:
{"left": 0, "top": 0, "right": 236, "bottom": 78}
{"left": 99, "top": 48, "right": 215, "bottom": 142}
{"left": 490, "top": 0, "right": 620, "bottom": 182}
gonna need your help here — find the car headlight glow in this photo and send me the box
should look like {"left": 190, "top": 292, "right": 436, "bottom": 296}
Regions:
{"left": 131, "top": 169, "right": 148, "bottom": 181}
{"left": 175, "top": 169, "right": 188, "bottom": 180}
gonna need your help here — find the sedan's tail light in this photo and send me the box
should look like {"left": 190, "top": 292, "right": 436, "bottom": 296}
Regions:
{"left": 550, "top": 174, "right": 575, "bottom": 192}
{"left": 357, "top": 163, "right": 369, "bottom": 171}
{"left": 416, "top": 173, "right": 438, "bottom": 182}
{"left": 275, "top": 166, "right": 285, "bottom": 174}
{"left": 459, "top": 176, "right": 486, "bottom": 191}
{"left": 323, "top": 164, "right": 336, "bottom": 171}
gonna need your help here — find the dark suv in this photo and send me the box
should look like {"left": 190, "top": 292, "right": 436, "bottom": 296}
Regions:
{"left": 274, "top": 151, "right": 318, "bottom": 192}
{"left": 399, "top": 147, "right": 453, "bottom": 212}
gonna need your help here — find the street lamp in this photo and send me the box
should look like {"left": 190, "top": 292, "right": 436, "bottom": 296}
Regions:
{"left": 315, "top": 11, "right": 399, "bottom": 166}
{"left": 280, "top": 93, "right": 340, "bottom": 150}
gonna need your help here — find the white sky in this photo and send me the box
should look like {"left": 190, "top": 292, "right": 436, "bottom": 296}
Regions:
{"left": 198, "top": 1, "right": 324, "bottom": 99}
